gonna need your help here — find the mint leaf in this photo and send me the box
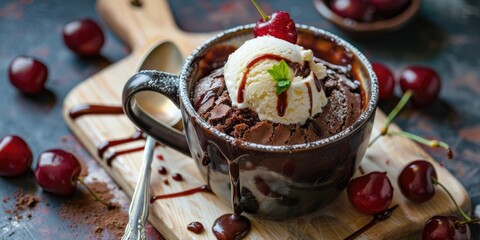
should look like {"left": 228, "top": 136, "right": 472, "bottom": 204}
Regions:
{"left": 267, "top": 60, "right": 291, "bottom": 95}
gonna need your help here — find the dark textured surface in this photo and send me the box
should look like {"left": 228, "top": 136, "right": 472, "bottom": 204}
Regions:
{"left": 0, "top": 0, "right": 479, "bottom": 238}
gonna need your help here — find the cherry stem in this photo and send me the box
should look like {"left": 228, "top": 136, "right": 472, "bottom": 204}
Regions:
{"left": 75, "top": 177, "right": 114, "bottom": 209}
{"left": 368, "top": 90, "right": 412, "bottom": 147}
{"left": 458, "top": 218, "right": 480, "bottom": 225}
{"left": 385, "top": 131, "right": 453, "bottom": 159}
{"left": 344, "top": 205, "right": 399, "bottom": 240}
{"left": 251, "top": 0, "right": 269, "bottom": 21}
{"left": 431, "top": 178, "right": 471, "bottom": 221}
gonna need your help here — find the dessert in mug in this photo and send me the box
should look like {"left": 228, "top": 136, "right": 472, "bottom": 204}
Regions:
{"left": 123, "top": 2, "right": 377, "bottom": 238}
{"left": 193, "top": 35, "right": 362, "bottom": 144}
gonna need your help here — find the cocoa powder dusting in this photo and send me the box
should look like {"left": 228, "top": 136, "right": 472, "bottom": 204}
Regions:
{"left": 59, "top": 181, "right": 128, "bottom": 239}
{"left": 2, "top": 189, "right": 41, "bottom": 220}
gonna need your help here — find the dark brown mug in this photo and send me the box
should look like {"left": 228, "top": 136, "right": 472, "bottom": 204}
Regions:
{"left": 122, "top": 24, "right": 378, "bottom": 219}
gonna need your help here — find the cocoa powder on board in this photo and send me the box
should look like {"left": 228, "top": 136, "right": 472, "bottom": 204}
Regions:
{"left": 59, "top": 181, "right": 128, "bottom": 239}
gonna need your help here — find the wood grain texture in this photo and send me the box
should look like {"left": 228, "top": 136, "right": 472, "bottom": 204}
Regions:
{"left": 63, "top": 0, "right": 470, "bottom": 239}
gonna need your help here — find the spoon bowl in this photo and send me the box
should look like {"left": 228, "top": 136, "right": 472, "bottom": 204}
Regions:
{"left": 135, "top": 41, "right": 183, "bottom": 128}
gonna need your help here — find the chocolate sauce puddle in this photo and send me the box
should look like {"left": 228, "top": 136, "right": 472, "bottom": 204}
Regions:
{"left": 343, "top": 205, "right": 399, "bottom": 240}
{"left": 69, "top": 104, "right": 124, "bottom": 120}
{"left": 187, "top": 221, "right": 204, "bottom": 234}
{"left": 212, "top": 214, "right": 251, "bottom": 240}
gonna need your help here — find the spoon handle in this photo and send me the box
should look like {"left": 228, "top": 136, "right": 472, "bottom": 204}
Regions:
{"left": 122, "top": 136, "right": 156, "bottom": 240}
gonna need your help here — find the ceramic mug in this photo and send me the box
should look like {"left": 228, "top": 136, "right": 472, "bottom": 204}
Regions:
{"left": 122, "top": 24, "right": 378, "bottom": 219}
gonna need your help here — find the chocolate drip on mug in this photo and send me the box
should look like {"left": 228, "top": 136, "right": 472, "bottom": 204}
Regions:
{"left": 209, "top": 142, "right": 251, "bottom": 240}
{"left": 228, "top": 157, "right": 242, "bottom": 215}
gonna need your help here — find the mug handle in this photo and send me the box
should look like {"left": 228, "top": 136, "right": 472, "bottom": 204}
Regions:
{"left": 122, "top": 70, "right": 190, "bottom": 156}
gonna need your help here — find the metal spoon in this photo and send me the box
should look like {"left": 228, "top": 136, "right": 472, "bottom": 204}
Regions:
{"left": 122, "top": 41, "right": 184, "bottom": 240}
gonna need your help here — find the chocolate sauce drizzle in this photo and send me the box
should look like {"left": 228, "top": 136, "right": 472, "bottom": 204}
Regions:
{"left": 276, "top": 91, "right": 288, "bottom": 117}
{"left": 305, "top": 82, "right": 313, "bottom": 116}
{"left": 105, "top": 146, "right": 145, "bottom": 166}
{"left": 69, "top": 103, "right": 152, "bottom": 165}
{"left": 150, "top": 185, "right": 211, "bottom": 203}
{"left": 239, "top": 54, "right": 294, "bottom": 117}
{"left": 239, "top": 54, "right": 322, "bottom": 119}
{"left": 69, "top": 104, "right": 124, "bottom": 120}
{"left": 343, "top": 205, "right": 399, "bottom": 240}
{"left": 97, "top": 130, "right": 144, "bottom": 158}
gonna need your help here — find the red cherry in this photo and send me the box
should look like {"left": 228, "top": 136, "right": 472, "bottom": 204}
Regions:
{"left": 0, "top": 135, "right": 33, "bottom": 177}
{"left": 372, "top": 62, "right": 395, "bottom": 100}
{"left": 34, "top": 149, "right": 81, "bottom": 196}
{"left": 423, "top": 216, "right": 470, "bottom": 240}
{"left": 253, "top": 8, "right": 297, "bottom": 44}
{"left": 8, "top": 56, "right": 48, "bottom": 94}
{"left": 398, "top": 160, "right": 437, "bottom": 203}
{"left": 369, "top": 0, "right": 409, "bottom": 16}
{"left": 399, "top": 66, "right": 441, "bottom": 106}
{"left": 347, "top": 172, "right": 393, "bottom": 215}
{"left": 62, "top": 18, "right": 105, "bottom": 57}
{"left": 329, "top": 0, "right": 375, "bottom": 22}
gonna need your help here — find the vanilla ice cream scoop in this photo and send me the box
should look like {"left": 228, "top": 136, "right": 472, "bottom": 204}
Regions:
{"left": 224, "top": 36, "right": 328, "bottom": 124}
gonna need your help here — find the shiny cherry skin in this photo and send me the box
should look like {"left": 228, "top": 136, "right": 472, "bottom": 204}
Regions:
{"left": 0, "top": 135, "right": 33, "bottom": 177}
{"left": 34, "top": 149, "right": 81, "bottom": 196}
{"left": 423, "top": 216, "right": 470, "bottom": 240}
{"left": 329, "top": 0, "right": 375, "bottom": 22}
{"left": 254, "top": 11, "right": 297, "bottom": 44}
{"left": 372, "top": 62, "right": 395, "bottom": 100}
{"left": 8, "top": 56, "right": 48, "bottom": 94}
{"left": 369, "top": 0, "right": 409, "bottom": 15}
{"left": 347, "top": 172, "right": 394, "bottom": 215}
{"left": 399, "top": 66, "right": 441, "bottom": 106}
{"left": 62, "top": 18, "right": 105, "bottom": 57}
{"left": 398, "top": 160, "right": 437, "bottom": 203}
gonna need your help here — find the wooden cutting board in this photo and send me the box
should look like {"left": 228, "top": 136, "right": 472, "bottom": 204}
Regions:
{"left": 63, "top": 0, "right": 470, "bottom": 239}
